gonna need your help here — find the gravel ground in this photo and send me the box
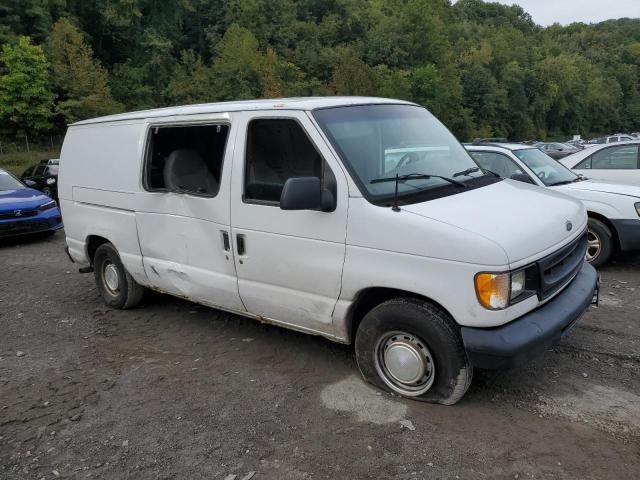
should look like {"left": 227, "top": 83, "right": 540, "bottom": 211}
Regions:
{"left": 1, "top": 232, "right": 639, "bottom": 479}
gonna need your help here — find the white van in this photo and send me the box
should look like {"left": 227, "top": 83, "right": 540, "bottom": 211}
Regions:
{"left": 59, "top": 97, "right": 597, "bottom": 405}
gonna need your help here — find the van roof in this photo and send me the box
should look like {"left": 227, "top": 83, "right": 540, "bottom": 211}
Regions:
{"left": 70, "top": 96, "right": 417, "bottom": 126}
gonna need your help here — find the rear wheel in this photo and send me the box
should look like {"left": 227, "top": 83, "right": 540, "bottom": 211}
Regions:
{"left": 355, "top": 298, "right": 473, "bottom": 405}
{"left": 586, "top": 218, "right": 613, "bottom": 268}
{"left": 93, "top": 243, "right": 144, "bottom": 309}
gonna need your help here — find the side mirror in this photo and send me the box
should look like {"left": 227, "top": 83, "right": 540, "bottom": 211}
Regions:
{"left": 280, "top": 176, "right": 337, "bottom": 212}
{"left": 23, "top": 179, "right": 37, "bottom": 188}
{"left": 510, "top": 173, "right": 535, "bottom": 184}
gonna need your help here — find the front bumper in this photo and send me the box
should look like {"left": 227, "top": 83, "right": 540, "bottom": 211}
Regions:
{"left": 611, "top": 219, "right": 640, "bottom": 252}
{"left": 0, "top": 209, "right": 63, "bottom": 238}
{"left": 461, "top": 262, "right": 597, "bottom": 369}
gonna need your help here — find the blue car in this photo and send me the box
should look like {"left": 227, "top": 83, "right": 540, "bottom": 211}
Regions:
{"left": 0, "top": 168, "right": 63, "bottom": 238}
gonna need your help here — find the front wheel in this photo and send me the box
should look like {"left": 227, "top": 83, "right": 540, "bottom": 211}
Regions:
{"left": 93, "top": 243, "right": 145, "bottom": 309}
{"left": 586, "top": 218, "right": 613, "bottom": 268}
{"left": 355, "top": 298, "right": 473, "bottom": 405}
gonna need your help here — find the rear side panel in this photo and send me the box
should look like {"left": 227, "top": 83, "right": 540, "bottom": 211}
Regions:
{"left": 58, "top": 122, "right": 148, "bottom": 285}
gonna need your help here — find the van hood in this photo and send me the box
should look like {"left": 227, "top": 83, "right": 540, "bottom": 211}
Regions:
{"left": 558, "top": 179, "right": 640, "bottom": 199}
{"left": 402, "top": 179, "right": 586, "bottom": 265}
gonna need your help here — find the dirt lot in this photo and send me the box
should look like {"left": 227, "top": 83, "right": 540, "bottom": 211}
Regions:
{"left": 1, "top": 232, "right": 639, "bottom": 479}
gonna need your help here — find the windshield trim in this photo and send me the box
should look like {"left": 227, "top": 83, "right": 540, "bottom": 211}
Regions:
{"left": 312, "top": 104, "right": 501, "bottom": 206}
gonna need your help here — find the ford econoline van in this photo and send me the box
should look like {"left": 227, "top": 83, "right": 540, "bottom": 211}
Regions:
{"left": 59, "top": 97, "right": 598, "bottom": 404}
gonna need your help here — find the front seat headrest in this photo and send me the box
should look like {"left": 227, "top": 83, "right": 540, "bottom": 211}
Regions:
{"left": 163, "top": 149, "right": 219, "bottom": 195}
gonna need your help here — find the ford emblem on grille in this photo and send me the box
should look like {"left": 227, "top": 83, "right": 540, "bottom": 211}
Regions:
{"left": 566, "top": 220, "right": 572, "bottom": 231}
{"left": 14, "top": 210, "right": 22, "bottom": 217}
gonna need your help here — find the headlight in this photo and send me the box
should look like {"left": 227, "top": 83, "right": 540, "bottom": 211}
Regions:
{"left": 475, "top": 267, "right": 534, "bottom": 310}
{"left": 46, "top": 177, "right": 56, "bottom": 185}
{"left": 635, "top": 202, "right": 640, "bottom": 217}
{"left": 510, "top": 269, "right": 526, "bottom": 300}
{"left": 38, "top": 200, "right": 57, "bottom": 211}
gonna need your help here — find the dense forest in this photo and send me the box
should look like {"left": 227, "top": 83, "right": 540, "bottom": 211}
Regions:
{"left": 0, "top": 0, "right": 639, "bottom": 142}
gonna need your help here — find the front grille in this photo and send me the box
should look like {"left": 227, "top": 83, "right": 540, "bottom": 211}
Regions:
{"left": 536, "top": 230, "right": 588, "bottom": 300}
{"left": 0, "top": 219, "right": 50, "bottom": 236}
{"left": 0, "top": 209, "right": 38, "bottom": 220}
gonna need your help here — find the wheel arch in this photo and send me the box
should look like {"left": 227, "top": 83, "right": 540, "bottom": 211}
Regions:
{"left": 86, "top": 235, "right": 111, "bottom": 265}
{"left": 587, "top": 211, "right": 620, "bottom": 251}
{"left": 345, "top": 287, "right": 456, "bottom": 344}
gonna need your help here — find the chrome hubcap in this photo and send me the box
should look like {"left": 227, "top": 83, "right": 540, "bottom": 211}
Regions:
{"left": 103, "top": 262, "right": 120, "bottom": 296}
{"left": 586, "top": 229, "right": 601, "bottom": 262}
{"left": 375, "top": 331, "right": 435, "bottom": 396}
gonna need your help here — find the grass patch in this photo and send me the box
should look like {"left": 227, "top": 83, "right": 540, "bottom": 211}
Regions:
{"left": 0, "top": 150, "right": 60, "bottom": 175}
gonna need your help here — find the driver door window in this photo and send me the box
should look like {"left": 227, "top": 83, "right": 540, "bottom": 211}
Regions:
{"left": 244, "top": 118, "right": 335, "bottom": 204}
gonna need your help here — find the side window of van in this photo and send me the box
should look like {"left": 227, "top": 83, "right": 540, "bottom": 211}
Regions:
{"left": 145, "top": 124, "right": 229, "bottom": 196}
{"left": 244, "top": 118, "right": 335, "bottom": 204}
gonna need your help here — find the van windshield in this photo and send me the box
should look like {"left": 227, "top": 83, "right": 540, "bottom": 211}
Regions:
{"left": 313, "top": 104, "right": 497, "bottom": 205}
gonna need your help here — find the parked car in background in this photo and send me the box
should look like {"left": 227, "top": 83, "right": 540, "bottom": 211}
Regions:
{"left": 538, "top": 142, "right": 580, "bottom": 160}
{"left": 467, "top": 143, "right": 640, "bottom": 267}
{"left": 59, "top": 97, "right": 597, "bottom": 405}
{"left": 20, "top": 159, "right": 59, "bottom": 199}
{"left": 559, "top": 142, "right": 640, "bottom": 186}
{"left": 0, "top": 168, "right": 63, "bottom": 238}
{"left": 595, "top": 135, "right": 635, "bottom": 144}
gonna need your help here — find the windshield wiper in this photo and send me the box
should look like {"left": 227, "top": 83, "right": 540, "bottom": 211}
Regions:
{"left": 453, "top": 166, "right": 500, "bottom": 178}
{"left": 370, "top": 173, "right": 466, "bottom": 212}
{"left": 548, "top": 180, "right": 573, "bottom": 186}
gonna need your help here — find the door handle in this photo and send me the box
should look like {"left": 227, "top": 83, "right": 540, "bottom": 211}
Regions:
{"left": 221, "top": 231, "right": 230, "bottom": 252}
{"left": 236, "top": 234, "right": 246, "bottom": 256}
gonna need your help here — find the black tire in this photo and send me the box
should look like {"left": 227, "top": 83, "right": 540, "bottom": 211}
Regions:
{"left": 587, "top": 218, "right": 613, "bottom": 268}
{"left": 42, "top": 186, "right": 53, "bottom": 197}
{"left": 93, "top": 243, "right": 145, "bottom": 309}
{"left": 355, "top": 298, "right": 473, "bottom": 405}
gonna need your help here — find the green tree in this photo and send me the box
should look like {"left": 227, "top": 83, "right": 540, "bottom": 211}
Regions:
{"left": 0, "top": 36, "right": 53, "bottom": 137}
{"left": 165, "top": 50, "right": 215, "bottom": 104}
{"left": 47, "top": 18, "right": 121, "bottom": 124}
{"left": 211, "top": 24, "right": 265, "bottom": 100}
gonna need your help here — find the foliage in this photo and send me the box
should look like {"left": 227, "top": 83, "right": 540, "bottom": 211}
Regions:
{"left": 47, "top": 18, "right": 121, "bottom": 124}
{"left": 0, "top": 1, "right": 638, "bottom": 140}
{"left": 0, "top": 37, "right": 54, "bottom": 137}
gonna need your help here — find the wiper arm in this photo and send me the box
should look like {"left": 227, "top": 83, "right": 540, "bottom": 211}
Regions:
{"left": 453, "top": 166, "right": 500, "bottom": 178}
{"left": 371, "top": 173, "right": 466, "bottom": 187}
{"left": 370, "top": 173, "right": 466, "bottom": 212}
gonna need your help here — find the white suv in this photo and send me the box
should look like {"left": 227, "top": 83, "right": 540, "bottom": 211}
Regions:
{"left": 467, "top": 143, "right": 640, "bottom": 267}
{"left": 59, "top": 98, "right": 597, "bottom": 404}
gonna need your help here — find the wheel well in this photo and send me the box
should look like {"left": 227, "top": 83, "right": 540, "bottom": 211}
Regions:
{"left": 86, "top": 235, "right": 110, "bottom": 265}
{"left": 587, "top": 212, "right": 619, "bottom": 250}
{"left": 346, "top": 287, "right": 453, "bottom": 342}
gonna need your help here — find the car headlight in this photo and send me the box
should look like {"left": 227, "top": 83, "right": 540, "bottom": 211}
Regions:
{"left": 635, "top": 202, "right": 640, "bottom": 217}
{"left": 46, "top": 177, "right": 56, "bottom": 185}
{"left": 38, "top": 200, "right": 57, "bottom": 211}
{"left": 475, "top": 267, "right": 534, "bottom": 310}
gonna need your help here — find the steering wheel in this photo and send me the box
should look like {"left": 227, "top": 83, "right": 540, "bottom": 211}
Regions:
{"left": 536, "top": 170, "right": 548, "bottom": 181}
{"left": 394, "top": 152, "right": 420, "bottom": 172}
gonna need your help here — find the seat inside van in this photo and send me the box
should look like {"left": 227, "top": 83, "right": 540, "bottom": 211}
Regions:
{"left": 146, "top": 124, "right": 229, "bottom": 195}
{"left": 163, "top": 149, "right": 219, "bottom": 195}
